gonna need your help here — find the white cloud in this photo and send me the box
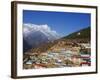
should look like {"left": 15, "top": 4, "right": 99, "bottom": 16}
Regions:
{"left": 23, "top": 23, "right": 60, "bottom": 39}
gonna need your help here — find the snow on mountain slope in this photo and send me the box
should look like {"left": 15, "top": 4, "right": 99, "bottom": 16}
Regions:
{"left": 23, "top": 23, "right": 60, "bottom": 40}
{"left": 23, "top": 23, "right": 60, "bottom": 52}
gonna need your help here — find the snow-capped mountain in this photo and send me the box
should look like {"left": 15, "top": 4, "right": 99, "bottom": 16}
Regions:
{"left": 23, "top": 23, "right": 60, "bottom": 52}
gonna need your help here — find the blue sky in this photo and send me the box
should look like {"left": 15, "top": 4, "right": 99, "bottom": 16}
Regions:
{"left": 23, "top": 10, "right": 91, "bottom": 37}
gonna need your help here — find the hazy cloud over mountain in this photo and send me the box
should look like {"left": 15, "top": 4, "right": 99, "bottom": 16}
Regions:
{"left": 23, "top": 23, "right": 60, "bottom": 39}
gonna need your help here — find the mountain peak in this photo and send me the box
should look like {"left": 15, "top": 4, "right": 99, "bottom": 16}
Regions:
{"left": 23, "top": 23, "right": 60, "bottom": 39}
{"left": 23, "top": 23, "right": 60, "bottom": 52}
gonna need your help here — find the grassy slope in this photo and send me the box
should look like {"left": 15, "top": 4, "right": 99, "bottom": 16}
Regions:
{"left": 63, "top": 27, "right": 90, "bottom": 39}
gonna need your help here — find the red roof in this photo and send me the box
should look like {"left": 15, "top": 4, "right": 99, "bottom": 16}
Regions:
{"left": 80, "top": 62, "right": 91, "bottom": 66}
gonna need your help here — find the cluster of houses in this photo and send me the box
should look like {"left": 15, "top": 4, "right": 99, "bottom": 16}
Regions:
{"left": 23, "top": 42, "right": 91, "bottom": 69}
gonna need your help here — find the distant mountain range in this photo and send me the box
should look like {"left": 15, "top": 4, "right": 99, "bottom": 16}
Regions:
{"left": 24, "top": 26, "right": 90, "bottom": 53}
{"left": 23, "top": 24, "right": 60, "bottom": 52}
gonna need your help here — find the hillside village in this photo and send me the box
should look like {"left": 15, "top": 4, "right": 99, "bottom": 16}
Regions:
{"left": 23, "top": 39, "right": 91, "bottom": 69}
{"left": 23, "top": 27, "right": 91, "bottom": 69}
